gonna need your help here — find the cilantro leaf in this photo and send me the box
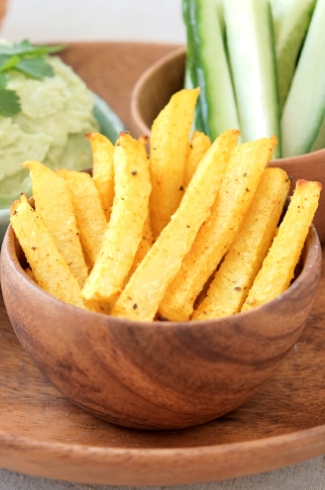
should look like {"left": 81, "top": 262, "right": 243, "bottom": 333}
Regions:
{"left": 0, "top": 73, "right": 9, "bottom": 90}
{"left": 0, "top": 40, "right": 66, "bottom": 57}
{"left": 0, "top": 54, "right": 21, "bottom": 73}
{"left": 16, "top": 56, "right": 55, "bottom": 79}
{"left": 0, "top": 88, "right": 21, "bottom": 116}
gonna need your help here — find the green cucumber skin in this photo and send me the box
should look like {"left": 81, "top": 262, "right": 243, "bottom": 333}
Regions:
{"left": 311, "top": 114, "right": 325, "bottom": 152}
{"left": 271, "top": 0, "right": 316, "bottom": 110}
{"left": 282, "top": 0, "right": 325, "bottom": 157}
{"left": 224, "top": 0, "right": 281, "bottom": 158}
{"left": 183, "top": 0, "right": 205, "bottom": 132}
{"left": 188, "top": 0, "right": 240, "bottom": 141}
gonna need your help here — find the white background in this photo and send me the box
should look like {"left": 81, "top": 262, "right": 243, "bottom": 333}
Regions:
{"left": 0, "top": 0, "right": 186, "bottom": 43}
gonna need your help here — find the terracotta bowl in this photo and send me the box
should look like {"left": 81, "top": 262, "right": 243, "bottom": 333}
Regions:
{"left": 131, "top": 47, "right": 325, "bottom": 243}
{"left": 0, "top": 212, "right": 322, "bottom": 431}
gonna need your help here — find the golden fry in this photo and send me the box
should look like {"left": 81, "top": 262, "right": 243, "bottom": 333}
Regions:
{"left": 150, "top": 88, "right": 200, "bottom": 238}
{"left": 81, "top": 133, "right": 151, "bottom": 303}
{"left": 124, "top": 214, "right": 155, "bottom": 285}
{"left": 193, "top": 168, "right": 290, "bottom": 320}
{"left": 87, "top": 133, "right": 115, "bottom": 220}
{"left": 10, "top": 195, "right": 86, "bottom": 309}
{"left": 57, "top": 169, "right": 107, "bottom": 267}
{"left": 21, "top": 161, "right": 88, "bottom": 288}
{"left": 159, "top": 136, "right": 277, "bottom": 322}
{"left": 184, "top": 130, "right": 211, "bottom": 188}
{"left": 242, "top": 180, "right": 321, "bottom": 311}
{"left": 112, "top": 130, "right": 239, "bottom": 321}
{"left": 25, "top": 267, "right": 37, "bottom": 283}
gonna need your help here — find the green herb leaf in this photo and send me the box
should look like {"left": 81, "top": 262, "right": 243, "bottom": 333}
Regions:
{"left": 0, "top": 54, "right": 21, "bottom": 73}
{"left": 0, "top": 88, "right": 21, "bottom": 116}
{"left": 16, "top": 56, "right": 55, "bottom": 79}
{"left": 0, "top": 73, "right": 9, "bottom": 90}
{"left": 0, "top": 40, "right": 66, "bottom": 57}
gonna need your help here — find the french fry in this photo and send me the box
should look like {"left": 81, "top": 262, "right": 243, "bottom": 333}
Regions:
{"left": 81, "top": 132, "right": 151, "bottom": 303}
{"left": 242, "top": 180, "right": 321, "bottom": 311}
{"left": 10, "top": 195, "right": 86, "bottom": 309}
{"left": 124, "top": 214, "right": 155, "bottom": 285}
{"left": 159, "top": 136, "right": 277, "bottom": 322}
{"left": 87, "top": 133, "right": 115, "bottom": 220}
{"left": 150, "top": 88, "right": 200, "bottom": 238}
{"left": 184, "top": 131, "right": 211, "bottom": 188}
{"left": 21, "top": 161, "right": 88, "bottom": 288}
{"left": 192, "top": 168, "right": 290, "bottom": 320}
{"left": 25, "top": 267, "right": 37, "bottom": 283}
{"left": 111, "top": 130, "right": 239, "bottom": 322}
{"left": 57, "top": 169, "right": 107, "bottom": 267}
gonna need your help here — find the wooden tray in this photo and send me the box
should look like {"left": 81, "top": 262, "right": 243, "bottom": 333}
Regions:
{"left": 1, "top": 43, "right": 325, "bottom": 487}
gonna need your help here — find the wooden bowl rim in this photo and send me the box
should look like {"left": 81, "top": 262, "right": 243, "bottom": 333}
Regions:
{"left": 2, "top": 217, "right": 321, "bottom": 328}
{"left": 130, "top": 45, "right": 325, "bottom": 165}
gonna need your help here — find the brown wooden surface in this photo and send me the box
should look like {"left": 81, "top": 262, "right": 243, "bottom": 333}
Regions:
{"left": 0, "top": 42, "right": 325, "bottom": 486}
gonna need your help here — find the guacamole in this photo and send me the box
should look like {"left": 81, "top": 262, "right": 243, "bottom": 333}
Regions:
{"left": 0, "top": 56, "right": 99, "bottom": 209}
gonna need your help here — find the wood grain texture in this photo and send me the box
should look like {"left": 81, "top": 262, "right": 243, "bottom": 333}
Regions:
{"left": 0, "top": 42, "right": 324, "bottom": 487}
{"left": 0, "top": 232, "right": 324, "bottom": 485}
{"left": 131, "top": 47, "right": 325, "bottom": 243}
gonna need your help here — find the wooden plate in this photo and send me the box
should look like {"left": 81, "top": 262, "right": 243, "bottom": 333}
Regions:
{"left": 0, "top": 43, "right": 325, "bottom": 486}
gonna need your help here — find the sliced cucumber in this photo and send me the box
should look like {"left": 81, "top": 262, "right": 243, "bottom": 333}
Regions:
{"left": 224, "top": 0, "right": 281, "bottom": 158}
{"left": 311, "top": 113, "right": 325, "bottom": 152}
{"left": 183, "top": 0, "right": 204, "bottom": 132}
{"left": 271, "top": 0, "right": 316, "bottom": 110}
{"left": 282, "top": 0, "right": 325, "bottom": 157}
{"left": 186, "top": 0, "right": 240, "bottom": 141}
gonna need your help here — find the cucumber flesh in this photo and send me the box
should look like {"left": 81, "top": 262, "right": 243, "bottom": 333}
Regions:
{"left": 311, "top": 113, "right": 325, "bottom": 152}
{"left": 224, "top": 0, "right": 281, "bottom": 158}
{"left": 188, "top": 0, "right": 240, "bottom": 141}
{"left": 271, "top": 0, "right": 316, "bottom": 110}
{"left": 282, "top": 0, "right": 325, "bottom": 157}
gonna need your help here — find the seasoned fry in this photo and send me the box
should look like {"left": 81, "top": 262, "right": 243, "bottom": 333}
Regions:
{"left": 124, "top": 215, "right": 155, "bottom": 285}
{"left": 150, "top": 88, "right": 200, "bottom": 238}
{"left": 242, "top": 179, "right": 321, "bottom": 311}
{"left": 192, "top": 168, "right": 290, "bottom": 320}
{"left": 25, "top": 267, "right": 37, "bottom": 283}
{"left": 112, "top": 130, "right": 239, "bottom": 321}
{"left": 81, "top": 133, "right": 151, "bottom": 303}
{"left": 184, "top": 130, "right": 211, "bottom": 188}
{"left": 87, "top": 133, "right": 115, "bottom": 220}
{"left": 57, "top": 169, "right": 107, "bottom": 267}
{"left": 159, "top": 136, "right": 277, "bottom": 322}
{"left": 10, "top": 195, "right": 86, "bottom": 309}
{"left": 21, "top": 161, "right": 88, "bottom": 288}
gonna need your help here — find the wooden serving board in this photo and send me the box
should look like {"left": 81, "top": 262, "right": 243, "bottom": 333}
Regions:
{"left": 0, "top": 43, "right": 325, "bottom": 486}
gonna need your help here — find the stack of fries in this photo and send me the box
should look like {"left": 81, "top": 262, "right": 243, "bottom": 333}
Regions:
{"left": 10, "top": 88, "right": 321, "bottom": 322}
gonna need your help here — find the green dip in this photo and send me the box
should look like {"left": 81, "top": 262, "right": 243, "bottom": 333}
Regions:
{"left": 0, "top": 56, "right": 99, "bottom": 209}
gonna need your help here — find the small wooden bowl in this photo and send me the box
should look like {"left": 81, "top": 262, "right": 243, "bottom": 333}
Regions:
{"left": 0, "top": 216, "right": 322, "bottom": 431}
{"left": 131, "top": 47, "right": 325, "bottom": 243}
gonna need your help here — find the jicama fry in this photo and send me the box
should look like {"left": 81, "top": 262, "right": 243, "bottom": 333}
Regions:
{"left": 21, "top": 161, "right": 88, "bottom": 288}
{"left": 25, "top": 267, "right": 37, "bottom": 283}
{"left": 150, "top": 87, "right": 200, "bottom": 238}
{"left": 112, "top": 129, "right": 239, "bottom": 321}
{"left": 87, "top": 133, "right": 115, "bottom": 220}
{"left": 57, "top": 169, "right": 107, "bottom": 267}
{"left": 184, "top": 131, "right": 211, "bottom": 188}
{"left": 124, "top": 214, "right": 155, "bottom": 285}
{"left": 159, "top": 136, "right": 277, "bottom": 322}
{"left": 81, "top": 132, "right": 151, "bottom": 303}
{"left": 242, "top": 179, "right": 321, "bottom": 311}
{"left": 10, "top": 195, "right": 86, "bottom": 309}
{"left": 192, "top": 167, "right": 290, "bottom": 320}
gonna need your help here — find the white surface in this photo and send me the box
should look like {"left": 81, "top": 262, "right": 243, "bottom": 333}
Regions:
{"left": 0, "top": 0, "right": 186, "bottom": 43}
{"left": 1, "top": 455, "right": 325, "bottom": 489}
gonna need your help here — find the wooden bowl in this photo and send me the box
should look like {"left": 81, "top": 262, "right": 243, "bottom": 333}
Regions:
{"left": 131, "top": 47, "right": 325, "bottom": 243}
{"left": 0, "top": 215, "right": 322, "bottom": 431}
